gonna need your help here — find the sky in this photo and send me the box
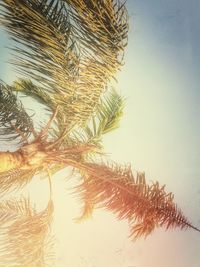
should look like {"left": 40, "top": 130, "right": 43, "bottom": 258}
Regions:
{"left": 1, "top": 1, "right": 200, "bottom": 267}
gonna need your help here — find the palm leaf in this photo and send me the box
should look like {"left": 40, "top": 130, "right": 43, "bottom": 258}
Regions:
{"left": 63, "top": 0, "right": 128, "bottom": 127}
{"left": 0, "top": 0, "right": 77, "bottom": 93}
{"left": 73, "top": 161, "right": 200, "bottom": 239}
{"left": 0, "top": 0, "right": 79, "bottom": 130}
{"left": 0, "top": 82, "right": 34, "bottom": 144}
{"left": 10, "top": 78, "right": 71, "bottom": 139}
{"left": 11, "top": 79, "right": 125, "bottom": 148}
{"left": 69, "top": 88, "right": 124, "bottom": 146}
{"left": 89, "top": 88, "right": 124, "bottom": 137}
{"left": 66, "top": 0, "right": 128, "bottom": 65}
{"left": 0, "top": 168, "right": 36, "bottom": 196}
{"left": 0, "top": 198, "right": 54, "bottom": 267}
{"left": 12, "top": 79, "right": 54, "bottom": 110}
{"left": 0, "top": 0, "right": 128, "bottom": 129}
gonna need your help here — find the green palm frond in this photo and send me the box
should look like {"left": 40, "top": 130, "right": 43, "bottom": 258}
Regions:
{"left": 63, "top": 0, "right": 128, "bottom": 127}
{"left": 12, "top": 79, "right": 54, "bottom": 110}
{"left": 10, "top": 80, "right": 124, "bottom": 148}
{"left": 74, "top": 161, "right": 200, "bottom": 238}
{"left": 70, "top": 88, "right": 124, "bottom": 147}
{"left": 0, "top": 0, "right": 128, "bottom": 129}
{"left": 11, "top": 79, "right": 67, "bottom": 140}
{"left": 95, "top": 88, "right": 125, "bottom": 135}
{"left": 0, "top": 198, "right": 54, "bottom": 267}
{"left": 0, "top": 83, "right": 34, "bottom": 143}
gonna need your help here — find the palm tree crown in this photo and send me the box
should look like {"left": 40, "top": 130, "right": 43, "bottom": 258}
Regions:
{"left": 0, "top": 0, "right": 199, "bottom": 266}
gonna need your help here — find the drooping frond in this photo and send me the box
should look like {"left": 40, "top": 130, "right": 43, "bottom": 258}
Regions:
{"left": 0, "top": 0, "right": 128, "bottom": 129}
{"left": 0, "top": 198, "right": 54, "bottom": 267}
{"left": 0, "top": 83, "right": 34, "bottom": 144}
{"left": 74, "top": 161, "right": 200, "bottom": 239}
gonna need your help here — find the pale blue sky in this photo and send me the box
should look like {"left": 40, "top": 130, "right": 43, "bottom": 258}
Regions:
{"left": 0, "top": 1, "right": 200, "bottom": 267}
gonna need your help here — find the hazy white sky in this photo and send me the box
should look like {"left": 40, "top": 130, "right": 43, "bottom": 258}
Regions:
{"left": 1, "top": 1, "right": 200, "bottom": 267}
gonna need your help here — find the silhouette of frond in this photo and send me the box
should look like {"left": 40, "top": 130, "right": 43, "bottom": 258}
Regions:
{"left": 0, "top": 83, "right": 34, "bottom": 143}
{"left": 74, "top": 161, "right": 200, "bottom": 238}
{"left": 0, "top": 198, "right": 54, "bottom": 267}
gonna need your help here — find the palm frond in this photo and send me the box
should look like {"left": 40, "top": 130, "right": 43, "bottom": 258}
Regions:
{"left": 0, "top": 0, "right": 128, "bottom": 129}
{"left": 10, "top": 79, "right": 72, "bottom": 140}
{"left": 96, "top": 88, "right": 124, "bottom": 135}
{"left": 66, "top": 0, "right": 128, "bottom": 66}
{"left": 0, "top": 0, "right": 77, "bottom": 93}
{"left": 0, "top": 0, "right": 79, "bottom": 130}
{"left": 10, "top": 80, "right": 124, "bottom": 149}
{"left": 63, "top": 0, "right": 128, "bottom": 127}
{"left": 0, "top": 83, "right": 34, "bottom": 144}
{"left": 0, "top": 168, "right": 36, "bottom": 196}
{"left": 74, "top": 161, "right": 200, "bottom": 239}
{"left": 0, "top": 198, "right": 54, "bottom": 267}
{"left": 12, "top": 79, "right": 55, "bottom": 110}
{"left": 69, "top": 88, "right": 124, "bottom": 147}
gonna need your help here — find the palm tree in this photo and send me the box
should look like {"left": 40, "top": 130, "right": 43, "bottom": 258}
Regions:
{"left": 0, "top": 0, "right": 199, "bottom": 266}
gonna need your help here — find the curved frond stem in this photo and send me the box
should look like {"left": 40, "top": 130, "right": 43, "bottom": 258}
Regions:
{"left": 9, "top": 121, "right": 29, "bottom": 144}
{"left": 37, "top": 105, "right": 59, "bottom": 142}
{"left": 46, "top": 168, "right": 53, "bottom": 201}
{"left": 46, "top": 126, "right": 72, "bottom": 149}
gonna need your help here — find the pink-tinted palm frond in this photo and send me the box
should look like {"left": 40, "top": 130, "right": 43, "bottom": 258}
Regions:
{"left": 74, "top": 161, "right": 200, "bottom": 239}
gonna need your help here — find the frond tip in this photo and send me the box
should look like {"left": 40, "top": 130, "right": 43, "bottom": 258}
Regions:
{"left": 75, "top": 161, "right": 200, "bottom": 239}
